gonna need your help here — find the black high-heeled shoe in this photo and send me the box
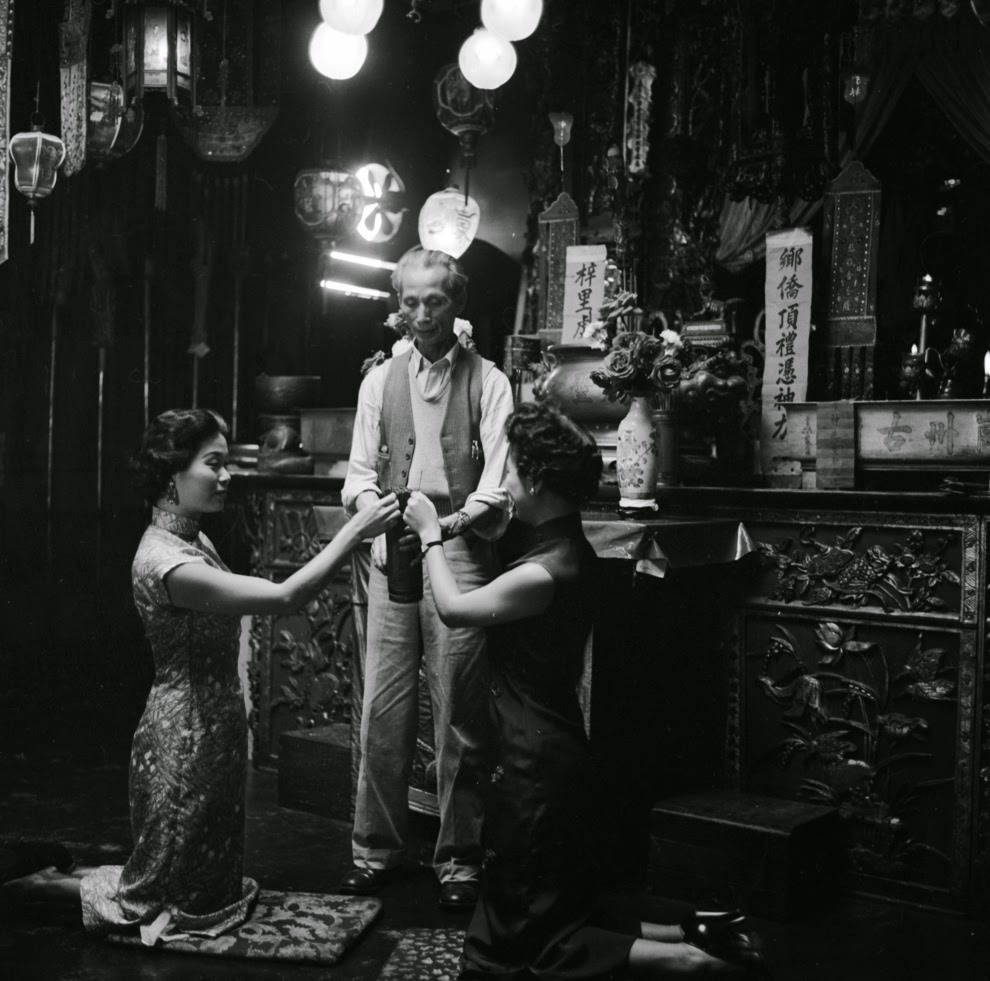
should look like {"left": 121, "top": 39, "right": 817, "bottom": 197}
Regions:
{"left": 682, "top": 909, "right": 772, "bottom": 979}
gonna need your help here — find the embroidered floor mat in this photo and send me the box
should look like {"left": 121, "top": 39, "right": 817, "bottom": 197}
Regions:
{"left": 378, "top": 928, "right": 465, "bottom": 980}
{"left": 107, "top": 891, "right": 382, "bottom": 965}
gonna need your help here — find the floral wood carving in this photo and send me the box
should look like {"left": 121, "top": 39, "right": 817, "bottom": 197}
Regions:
{"left": 270, "top": 588, "right": 355, "bottom": 729}
{"left": 756, "top": 526, "right": 961, "bottom": 613}
{"left": 232, "top": 491, "right": 265, "bottom": 572}
{"left": 751, "top": 622, "right": 955, "bottom": 880}
{"left": 273, "top": 503, "right": 320, "bottom": 565}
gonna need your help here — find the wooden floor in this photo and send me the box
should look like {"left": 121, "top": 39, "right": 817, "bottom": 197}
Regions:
{"left": 1, "top": 751, "right": 988, "bottom": 981}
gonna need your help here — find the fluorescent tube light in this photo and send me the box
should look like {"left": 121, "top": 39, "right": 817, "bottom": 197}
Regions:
{"left": 319, "top": 279, "right": 391, "bottom": 300}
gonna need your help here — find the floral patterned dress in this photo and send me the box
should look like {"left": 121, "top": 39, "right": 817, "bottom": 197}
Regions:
{"left": 80, "top": 507, "right": 257, "bottom": 944}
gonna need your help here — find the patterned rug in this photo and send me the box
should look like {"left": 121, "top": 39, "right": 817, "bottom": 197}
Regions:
{"left": 378, "top": 928, "right": 466, "bottom": 980}
{"left": 106, "top": 891, "right": 382, "bottom": 965}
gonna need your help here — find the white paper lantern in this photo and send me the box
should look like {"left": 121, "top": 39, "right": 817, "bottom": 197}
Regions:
{"left": 458, "top": 29, "right": 517, "bottom": 90}
{"left": 318, "top": 0, "right": 384, "bottom": 35}
{"left": 481, "top": 0, "right": 543, "bottom": 41}
{"left": 418, "top": 188, "right": 481, "bottom": 259}
{"left": 309, "top": 23, "right": 368, "bottom": 80}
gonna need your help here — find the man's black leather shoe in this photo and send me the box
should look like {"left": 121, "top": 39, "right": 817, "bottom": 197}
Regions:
{"left": 438, "top": 879, "right": 479, "bottom": 911}
{"left": 337, "top": 866, "right": 394, "bottom": 895}
{"left": 682, "top": 909, "right": 770, "bottom": 978}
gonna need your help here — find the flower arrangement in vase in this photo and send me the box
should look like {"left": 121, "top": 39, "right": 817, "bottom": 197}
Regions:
{"left": 581, "top": 292, "right": 691, "bottom": 505}
{"left": 581, "top": 286, "right": 752, "bottom": 495}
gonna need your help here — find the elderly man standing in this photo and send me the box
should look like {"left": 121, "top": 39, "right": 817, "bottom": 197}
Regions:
{"left": 338, "top": 246, "right": 513, "bottom": 910}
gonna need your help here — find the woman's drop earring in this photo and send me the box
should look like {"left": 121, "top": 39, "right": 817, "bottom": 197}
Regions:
{"left": 528, "top": 486, "right": 536, "bottom": 496}
{"left": 166, "top": 479, "right": 180, "bottom": 506}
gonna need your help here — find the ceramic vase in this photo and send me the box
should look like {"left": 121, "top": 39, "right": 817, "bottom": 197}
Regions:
{"left": 616, "top": 394, "right": 658, "bottom": 505}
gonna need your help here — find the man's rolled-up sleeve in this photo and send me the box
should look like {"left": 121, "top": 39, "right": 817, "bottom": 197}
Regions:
{"left": 465, "top": 366, "right": 514, "bottom": 537}
{"left": 342, "top": 366, "right": 386, "bottom": 513}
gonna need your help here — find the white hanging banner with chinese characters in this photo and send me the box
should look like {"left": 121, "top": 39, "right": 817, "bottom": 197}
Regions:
{"left": 761, "top": 227, "right": 813, "bottom": 470}
{"left": 561, "top": 244, "right": 607, "bottom": 343}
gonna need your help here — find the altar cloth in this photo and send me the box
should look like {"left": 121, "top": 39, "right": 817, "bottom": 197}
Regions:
{"left": 582, "top": 517, "right": 755, "bottom": 578}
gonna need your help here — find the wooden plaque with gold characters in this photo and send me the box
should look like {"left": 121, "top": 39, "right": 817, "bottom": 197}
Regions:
{"left": 821, "top": 161, "right": 881, "bottom": 399}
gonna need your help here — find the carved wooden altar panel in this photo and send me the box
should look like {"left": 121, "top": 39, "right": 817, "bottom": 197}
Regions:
{"left": 821, "top": 161, "right": 881, "bottom": 399}
{"left": 731, "top": 507, "right": 984, "bottom": 912}
{"left": 742, "top": 614, "right": 972, "bottom": 906}
{"left": 747, "top": 516, "right": 970, "bottom": 621}
{"left": 236, "top": 486, "right": 357, "bottom": 767}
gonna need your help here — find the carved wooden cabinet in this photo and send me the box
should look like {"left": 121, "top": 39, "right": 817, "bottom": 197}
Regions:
{"left": 649, "top": 487, "right": 989, "bottom": 915}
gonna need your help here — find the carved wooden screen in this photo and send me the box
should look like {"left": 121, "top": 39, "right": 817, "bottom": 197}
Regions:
{"left": 821, "top": 161, "right": 882, "bottom": 399}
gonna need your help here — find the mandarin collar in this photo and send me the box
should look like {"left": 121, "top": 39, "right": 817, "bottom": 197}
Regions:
{"left": 151, "top": 506, "right": 201, "bottom": 541}
{"left": 531, "top": 511, "right": 582, "bottom": 543}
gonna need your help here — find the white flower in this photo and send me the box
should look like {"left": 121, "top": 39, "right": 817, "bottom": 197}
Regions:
{"left": 578, "top": 319, "right": 610, "bottom": 351}
{"left": 455, "top": 318, "right": 478, "bottom": 351}
{"left": 391, "top": 336, "right": 414, "bottom": 356}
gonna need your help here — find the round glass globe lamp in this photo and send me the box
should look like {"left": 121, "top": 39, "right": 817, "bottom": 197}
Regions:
{"left": 318, "top": 0, "right": 384, "bottom": 35}
{"left": 309, "top": 22, "right": 367, "bottom": 80}
{"left": 480, "top": 0, "right": 543, "bottom": 41}
{"left": 458, "top": 28, "right": 517, "bottom": 90}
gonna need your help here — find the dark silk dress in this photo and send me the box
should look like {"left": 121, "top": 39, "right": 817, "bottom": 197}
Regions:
{"left": 460, "top": 513, "right": 637, "bottom": 981}
{"left": 80, "top": 507, "right": 257, "bottom": 943}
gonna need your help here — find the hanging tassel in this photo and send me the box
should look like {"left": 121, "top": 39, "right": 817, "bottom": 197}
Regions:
{"left": 154, "top": 131, "right": 167, "bottom": 211}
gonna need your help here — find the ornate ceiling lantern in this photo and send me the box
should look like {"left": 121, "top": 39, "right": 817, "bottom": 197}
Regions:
{"left": 8, "top": 112, "right": 67, "bottom": 244}
{"left": 433, "top": 63, "right": 494, "bottom": 201}
{"left": 294, "top": 167, "right": 365, "bottom": 241}
{"left": 122, "top": 0, "right": 195, "bottom": 106}
{"left": 168, "top": 0, "right": 281, "bottom": 164}
{"left": 294, "top": 166, "right": 365, "bottom": 253}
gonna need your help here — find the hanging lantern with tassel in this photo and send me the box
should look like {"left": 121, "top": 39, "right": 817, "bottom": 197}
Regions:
{"left": 8, "top": 112, "right": 67, "bottom": 245}
{"left": 117, "top": 2, "right": 196, "bottom": 210}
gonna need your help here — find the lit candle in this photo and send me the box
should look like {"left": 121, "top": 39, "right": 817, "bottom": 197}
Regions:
{"left": 911, "top": 343, "right": 918, "bottom": 355}
{"left": 918, "top": 314, "right": 928, "bottom": 354}
{"left": 983, "top": 351, "right": 990, "bottom": 398}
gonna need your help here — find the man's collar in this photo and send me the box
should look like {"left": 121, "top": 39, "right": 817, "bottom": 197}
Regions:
{"left": 412, "top": 338, "right": 460, "bottom": 370}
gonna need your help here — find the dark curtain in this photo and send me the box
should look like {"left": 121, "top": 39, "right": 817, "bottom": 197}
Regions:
{"left": 856, "top": 13, "right": 990, "bottom": 164}
{"left": 719, "top": 12, "right": 990, "bottom": 278}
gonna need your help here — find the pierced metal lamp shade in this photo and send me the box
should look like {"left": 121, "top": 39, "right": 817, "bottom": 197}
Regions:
{"left": 293, "top": 168, "right": 365, "bottom": 242}
{"left": 433, "top": 63, "right": 495, "bottom": 166}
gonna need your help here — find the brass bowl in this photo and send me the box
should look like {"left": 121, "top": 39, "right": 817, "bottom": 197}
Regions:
{"left": 254, "top": 374, "right": 322, "bottom": 413}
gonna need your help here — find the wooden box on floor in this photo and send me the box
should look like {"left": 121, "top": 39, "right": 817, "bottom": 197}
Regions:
{"left": 648, "top": 791, "right": 842, "bottom": 922}
{"left": 277, "top": 724, "right": 353, "bottom": 822}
